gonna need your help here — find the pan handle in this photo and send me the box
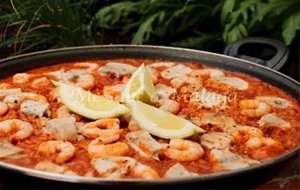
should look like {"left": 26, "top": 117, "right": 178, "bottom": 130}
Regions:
{"left": 223, "top": 37, "right": 289, "bottom": 71}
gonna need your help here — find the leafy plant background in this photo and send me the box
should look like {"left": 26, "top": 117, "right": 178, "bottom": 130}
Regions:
{"left": 0, "top": 0, "right": 299, "bottom": 58}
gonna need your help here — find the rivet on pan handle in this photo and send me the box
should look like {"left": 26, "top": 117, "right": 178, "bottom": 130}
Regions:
{"left": 223, "top": 37, "right": 289, "bottom": 71}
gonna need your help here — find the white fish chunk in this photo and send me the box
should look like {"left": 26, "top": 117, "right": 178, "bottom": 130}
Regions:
{"left": 191, "top": 69, "right": 225, "bottom": 78}
{"left": 255, "top": 96, "right": 291, "bottom": 109}
{"left": 161, "top": 64, "right": 192, "bottom": 80}
{"left": 208, "top": 77, "right": 249, "bottom": 90}
{"left": 164, "top": 163, "right": 198, "bottom": 178}
{"left": 258, "top": 113, "right": 291, "bottom": 129}
{"left": 44, "top": 117, "right": 77, "bottom": 142}
{"left": 155, "top": 84, "right": 176, "bottom": 100}
{"left": 200, "top": 132, "right": 233, "bottom": 150}
{"left": 31, "top": 77, "right": 48, "bottom": 88}
{"left": 56, "top": 69, "right": 87, "bottom": 80}
{"left": 126, "top": 130, "right": 168, "bottom": 160}
{"left": 0, "top": 140, "right": 24, "bottom": 159}
{"left": 48, "top": 69, "right": 93, "bottom": 88}
{"left": 148, "top": 62, "right": 175, "bottom": 68}
{"left": 91, "top": 156, "right": 137, "bottom": 179}
{"left": 98, "top": 62, "right": 137, "bottom": 78}
{"left": 0, "top": 88, "right": 22, "bottom": 97}
{"left": 196, "top": 112, "right": 237, "bottom": 133}
{"left": 128, "top": 118, "right": 141, "bottom": 132}
{"left": 20, "top": 100, "right": 49, "bottom": 118}
{"left": 73, "top": 62, "right": 99, "bottom": 71}
{"left": 35, "top": 160, "right": 77, "bottom": 176}
{"left": 56, "top": 105, "right": 72, "bottom": 118}
{"left": 190, "top": 89, "right": 227, "bottom": 108}
{"left": 209, "top": 149, "right": 259, "bottom": 170}
{"left": 170, "top": 76, "right": 200, "bottom": 88}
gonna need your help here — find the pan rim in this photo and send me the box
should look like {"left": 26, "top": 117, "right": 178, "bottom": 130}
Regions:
{"left": 0, "top": 147, "right": 298, "bottom": 185}
{"left": 0, "top": 44, "right": 299, "bottom": 86}
{"left": 0, "top": 44, "right": 299, "bottom": 185}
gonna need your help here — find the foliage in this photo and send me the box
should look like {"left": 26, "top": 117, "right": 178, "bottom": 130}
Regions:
{"left": 0, "top": 0, "right": 299, "bottom": 57}
{"left": 0, "top": 0, "right": 97, "bottom": 55}
{"left": 95, "top": 0, "right": 300, "bottom": 49}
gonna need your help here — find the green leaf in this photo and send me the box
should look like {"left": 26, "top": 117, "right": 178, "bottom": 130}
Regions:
{"left": 131, "top": 11, "right": 165, "bottom": 44}
{"left": 95, "top": 1, "right": 138, "bottom": 29}
{"left": 171, "top": 32, "right": 220, "bottom": 49}
{"left": 282, "top": 12, "right": 300, "bottom": 45}
{"left": 221, "top": 0, "right": 236, "bottom": 25}
{"left": 256, "top": 0, "right": 294, "bottom": 22}
{"left": 223, "top": 23, "right": 248, "bottom": 44}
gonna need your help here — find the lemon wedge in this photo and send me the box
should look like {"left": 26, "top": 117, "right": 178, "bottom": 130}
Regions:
{"left": 122, "top": 64, "right": 158, "bottom": 104}
{"left": 52, "top": 81, "right": 129, "bottom": 120}
{"left": 126, "top": 100, "right": 205, "bottom": 139}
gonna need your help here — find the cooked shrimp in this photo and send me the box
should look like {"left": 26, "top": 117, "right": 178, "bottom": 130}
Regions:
{"left": 258, "top": 113, "right": 291, "bottom": 129}
{"left": 3, "top": 92, "right": 48, "bottom": 108}
{"left": 239, "top": 99, "right": 272, "bottom": 118}
{"left": 24, "top": 92, "right": 48, "bottom": 103}
{"left": 0, "top": 119, "right": 33, "bottom": 141}
{"left": 88, "top": 137, "right": 129, "bottom": 158}
{"left": 95, "top": 129, "right": 124, "bottom": 144}
{"left": 233, "top": 125, "right": 264, "bottom": 139}
{"left": 132, "top": 163, "right": 160, "bottom": 179}
{"left": 13, "top": 73, "right": 30, "bottom": 84}
{"left": 31, "top": 77, "right": 49, "bottom": 89}
{"left": 79, "top": 118, "right": 120, "bottom": 139}
{"left": 164, "top": 139, "right": 204, "bottom": 161}
{"left": 75, "top": 74, "right": 95, "bottom": 89}
{"left": 38, "top": 141, "right": 75, "bottom": 164}
{"left": 190, "top": 69, "right": 225, "bottom": 79}
{"left": 0, "top": 102, "right": 8, "bottom": 116}
{"left": 246, "top": 137, "right": 278, "bottom": 149}
{"left": 3, "top": 94, "right": 25, "bottom": 108}
{"left": 0, "top": 83, "right": 12, "bottom": 89}
{"left": 158, "top": 99, "right": 180, "bottom": 114}
{"left": 103, "top": 84, "right": 125, "bottom": 102}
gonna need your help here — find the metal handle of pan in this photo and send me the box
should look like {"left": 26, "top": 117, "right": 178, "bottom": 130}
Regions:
{"left": 223, "top": 37, "right": 289, "bottom": 71}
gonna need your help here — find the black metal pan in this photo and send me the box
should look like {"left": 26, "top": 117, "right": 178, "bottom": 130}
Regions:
{"left": 0, "top": 39, "right": 298, "bottom": 187}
